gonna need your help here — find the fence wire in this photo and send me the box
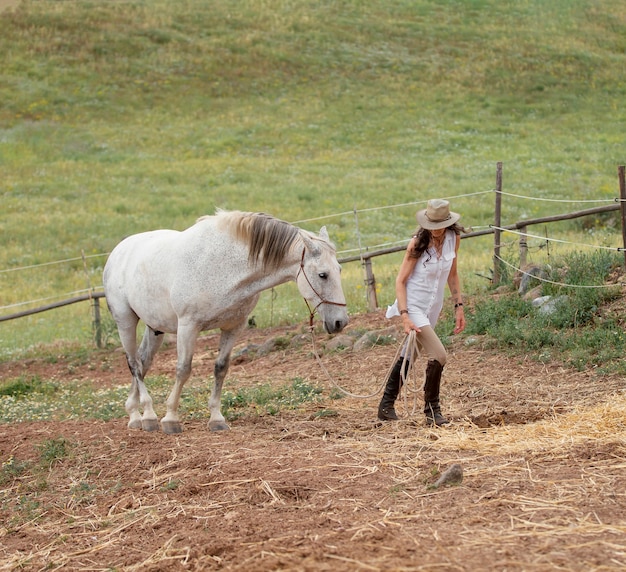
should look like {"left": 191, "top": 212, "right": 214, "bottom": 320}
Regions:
{"left": 1, "top": 184, "right": 625, "bottom": 314}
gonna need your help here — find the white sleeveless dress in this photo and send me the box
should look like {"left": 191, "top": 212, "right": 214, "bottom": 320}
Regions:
{"left": 386, "top": 229, "right": 456, "bottom": 328}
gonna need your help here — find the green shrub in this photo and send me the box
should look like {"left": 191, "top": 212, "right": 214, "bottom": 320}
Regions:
{"left": 466, "top": 296, "right": 533, "bottom": 337}
{"left": 465, "top": 250, "right": 626, "bottom": 373}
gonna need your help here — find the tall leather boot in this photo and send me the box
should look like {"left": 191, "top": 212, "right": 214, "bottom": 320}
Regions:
{"left": 377, "top": 357, "right": 410, "bottom": 421}
{"left": 423, "top": 359, "right": 449, "bottom": 426}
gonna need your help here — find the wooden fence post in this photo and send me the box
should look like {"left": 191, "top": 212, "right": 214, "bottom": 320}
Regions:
{"left": 493, "top": 162, "right": 503, "bottom": 285}
{"left": 92, "top": 295, "right": 102, "bottom": 349}
{"left": 364, "top": 258, "right": 378, "bottom": 312}
{"left": 619, "top": 165, "right": 626, "bottom": 269}
{"left": 519, "top": 225, "right": 528, "bottom": 269}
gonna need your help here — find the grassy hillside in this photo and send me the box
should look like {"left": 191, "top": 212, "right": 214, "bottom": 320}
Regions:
{"left": 1, "top": 0, "right": 625, "bottom": 355}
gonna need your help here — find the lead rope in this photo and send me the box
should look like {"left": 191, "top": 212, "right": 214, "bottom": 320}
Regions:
{"left": 297, "top": 246, "right": 422, "bottom": 405}
{"left": 398, "top": 330, "right": 424, "bottom": 416}
{"left": 308, "top": 326, "right": 423, "bottom": 402}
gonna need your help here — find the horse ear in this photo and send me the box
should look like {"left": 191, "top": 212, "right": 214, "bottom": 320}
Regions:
{"left": 319, "top": 226, "right": 329, "bottom": 241}
{"left": 301, "top": 233, "right": 321, "bottom": 256}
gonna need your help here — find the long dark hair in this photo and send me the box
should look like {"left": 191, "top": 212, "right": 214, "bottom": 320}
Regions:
{"left": 409, "top": 222, "right": 465, "bottom": 261}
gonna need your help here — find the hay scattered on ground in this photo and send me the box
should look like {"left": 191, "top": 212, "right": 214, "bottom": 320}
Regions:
{"left": 1, "top": 312, "right": 625, "bottom": 571}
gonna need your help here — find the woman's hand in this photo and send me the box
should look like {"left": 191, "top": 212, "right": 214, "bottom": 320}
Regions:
{"left": 402, "top": 314, "right": 421, "bottom": 335}
{"left": 453, "top": 306, "right": 466, "bottom": 334}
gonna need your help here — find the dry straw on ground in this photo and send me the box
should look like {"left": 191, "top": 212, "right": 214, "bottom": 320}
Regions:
{"left": 1, "top": 312, "right": 625, "bottom": 570}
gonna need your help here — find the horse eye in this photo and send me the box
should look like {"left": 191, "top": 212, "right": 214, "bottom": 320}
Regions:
{"left": 318, "top": 272, "right": 328, "bottom": 280}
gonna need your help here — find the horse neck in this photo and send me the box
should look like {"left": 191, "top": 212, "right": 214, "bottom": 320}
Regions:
{"left": 249, "top": 242, "right": 304, "bottom": 291}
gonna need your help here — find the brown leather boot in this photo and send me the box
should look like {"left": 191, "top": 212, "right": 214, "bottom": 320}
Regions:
{"left": 423, "top": 359, "right": 449, "bottom": 426}
{"left": 377, "top": 357, "right": 410, "bottom": 421}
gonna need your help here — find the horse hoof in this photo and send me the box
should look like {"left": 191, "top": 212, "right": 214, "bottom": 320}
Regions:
{"left": 128, "top": 419, "right": 143, "bottom": 430}
{"left": 142, "top": 418, "right": 160, "bottom": 432}
{"left": 209, "top": 420, "right": 230, "bottom": 432}
{"left": 161, "top": 421, "right": 183, "bottom": 434}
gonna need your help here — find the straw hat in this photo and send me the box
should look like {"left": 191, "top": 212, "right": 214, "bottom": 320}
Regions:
{"left": 416, "top": 199, "right": 461, "bottom": 230}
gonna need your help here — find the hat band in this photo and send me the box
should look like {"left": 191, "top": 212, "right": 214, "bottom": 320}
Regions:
{"left": 426, "top": 213, "right": 451, "bottom": 223}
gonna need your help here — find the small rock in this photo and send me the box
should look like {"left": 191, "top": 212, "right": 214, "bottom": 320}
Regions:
{"left": 289, "top": 333, "right": 312, "bottom": 349}
{"left": 353, "top": 327, "right": 401, "bottom": 351}
{"left": 522, "top": 285, "right": 543, "bottom": 301}
{"left": 325, "top": 334, "right": 354, "bottom": 352}
{"left": 537, "top": 295, "right": 569, "bottom": 315}
{"left": 431, "top": 463, "right": 463, "bottom": 488}
{"left": 517, "top": 264, "right": 547, "bottom": 294}
{"left": 257, "top": 338, "right": 278, "bottom": 355}
{"left": 232, "top": 343, "right": 259, "bottom": 363}
{"left": 532, "top": 295, "right": 553, "bottom": 308}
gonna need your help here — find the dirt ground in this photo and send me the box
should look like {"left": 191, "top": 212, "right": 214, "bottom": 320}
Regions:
{"left": 1, "top": 310, "right": 625, "bottom": 571}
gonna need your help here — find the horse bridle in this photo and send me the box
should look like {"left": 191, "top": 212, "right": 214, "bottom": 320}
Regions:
{"left": 297, "top": 248, "right": 347, "bottom": 327}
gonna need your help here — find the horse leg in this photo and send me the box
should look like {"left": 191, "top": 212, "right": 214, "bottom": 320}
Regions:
{"left": 133, "top": 327, "right": 165, "bottom": 432}
{"left": 116, "top": 318, "right": 151, "bottom": 431}
{"left": 138, "top": 326, "right": 164, "bottom": 374}
{"left": 160, "top": 322, "right": 199, "bottom": 434}
{"left": 208, "top": 326, "right": 244, "bottom": 432}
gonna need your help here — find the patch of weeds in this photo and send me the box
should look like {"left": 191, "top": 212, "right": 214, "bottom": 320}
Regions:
{"left": 524, "top": 322, "right": 557, "bottom": 349}
{"left": 70, "top": 481, "right": 96, "bottom": 506}
{"left": 0, "top": 375, "right": 58, "bottom": 398}
{"left": 563, "top": 326, "right": 626, "bottom": 373}
{"left": 89, "top": 397, "right": 127, "bottom": 421}
{"left": 0, "top": 376, "right": 129, "bottom": 423}
{"left": 362, "top": 332, "right": 397, "bottom": 347}
{"left": 348, "top": 328, "right": 368, "bottom": 339}
{"left": 389, "top": 484, "right": 405, "bottom": 495}
{"left": 464, "top": 250, "right": 626, "bottom": 373}
{"left": 0, "top": 455, "right": 30, "bottom": 485}
{"left": 290, "top": 377, "right": 323, "bottom": 403}
{"left": 110, "top": 481, "right": 124, "bottom": 495}
{"left": 160, "top": 479, "right": 180, "bottom": 491}
{"left": 221, "top": 377, "right": 323, "bottom": 419}
{"left": 540, "top": 251, "right": 621, "bottom": 329}
{"left": 312, "top": 409, "right": 338, "bottom": 419}
{"left": 467, "top": 296, "right": 533, "bottom": 337}
{"left": 67, "top": 346, "right": 93, "bottom": 369}
{"left": 422, "top": 466, "right": 440, "bottom": 486}
{"left": 332, "top": 343, "right": 352, "bottom": 354}
{"left": 273, "top": 336, "right": 291, "bottom": 350}
{"left": 100, "top": 314, "right": 121, "bottom": 347}
{"left": 545, "top": 250, "right": 617, "bottom": 291}
{"left": 17, "top": 495, "right": 42, "bottom": 519}
{"left": 37, "top": 438, "right": 71, "bottom": 467}
{"left": 329, "top": 388, "right": 346, "bottom": 400}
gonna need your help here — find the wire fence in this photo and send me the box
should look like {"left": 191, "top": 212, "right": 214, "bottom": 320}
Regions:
{"left": 2, "top": 164, "right": 625, "bottom": 346}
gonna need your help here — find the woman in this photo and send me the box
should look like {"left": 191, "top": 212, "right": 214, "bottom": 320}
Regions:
{"left": 378, "top": 199, "right": 466, "bottom": 426}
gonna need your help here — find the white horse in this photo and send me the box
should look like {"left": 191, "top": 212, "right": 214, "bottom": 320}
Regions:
{"left": 103, "top": 210, "right": 348, "bottom": 433}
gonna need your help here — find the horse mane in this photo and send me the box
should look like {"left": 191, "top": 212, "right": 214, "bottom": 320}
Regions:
{"left": 208, "top": 210, "right": 301, "bottom": 272}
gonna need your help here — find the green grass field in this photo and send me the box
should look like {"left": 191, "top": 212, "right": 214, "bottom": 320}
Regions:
{"left": 1, "top": 0, "right": 625, "bottom": 357}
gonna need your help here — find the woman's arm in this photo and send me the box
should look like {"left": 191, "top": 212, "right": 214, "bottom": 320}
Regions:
{"left": 396, "top": 239, "right": 419, "bottom": 334}
{"left": 447, "top": 234, "right": 466, "bottom": 334}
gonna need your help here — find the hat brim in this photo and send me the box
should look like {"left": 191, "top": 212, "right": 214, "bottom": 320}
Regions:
{"left": 416, "top": 210, "right": 461, "bottom": 230}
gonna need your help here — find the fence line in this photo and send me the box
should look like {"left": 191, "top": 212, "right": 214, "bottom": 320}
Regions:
{"left": 0, "top": 191, "right": 617, "bottom": 277}
{"left": 2, "top": 164, "right": 625, "bottom": 348}
{"left": 3, "top": 202, "right": 618, "bottom": 327}
{"left": 492, "top": 225, "right": 622, "bottom": 251}
{"left": 0, "top": 292, "right": 105, "bottom": 323}
{"left": 0, "top": 253, "right": 109, "bottom": 274}
{"left": 497, "top": 191, "right": 618, "bottom": 204}
{"left": 493, "top": 255, "right": 622, "bottom": 289}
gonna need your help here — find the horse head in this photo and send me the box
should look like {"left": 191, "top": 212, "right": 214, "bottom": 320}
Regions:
{"left": 297, "top": 228, "right": 349, "bottom": 334}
